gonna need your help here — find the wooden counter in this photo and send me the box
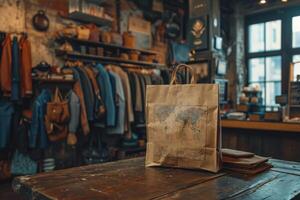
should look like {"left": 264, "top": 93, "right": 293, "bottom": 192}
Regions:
{"left": 222, "top": 119, "right": 300, "bottom": 133}
{"left": 222, "top": 119, "right": 300, "bottom": 162}
{"left": 12, "top": 158, "right": 300, "bottom": 200}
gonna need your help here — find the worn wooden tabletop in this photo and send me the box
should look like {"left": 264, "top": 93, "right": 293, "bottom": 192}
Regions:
{"left": 13, "top": 158, "right": 300, "bottom": 200}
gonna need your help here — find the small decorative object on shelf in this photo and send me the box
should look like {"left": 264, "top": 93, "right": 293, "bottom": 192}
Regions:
{"left": 237, "top": 85, "right": 264, "bottom": 120}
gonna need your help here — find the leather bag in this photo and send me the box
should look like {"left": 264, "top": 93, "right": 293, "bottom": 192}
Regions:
{"left": 46, "top": 88, "right": 70, "bottom": 124}
{"left": 45, "top": 119, "right": 68, "bottom": 142}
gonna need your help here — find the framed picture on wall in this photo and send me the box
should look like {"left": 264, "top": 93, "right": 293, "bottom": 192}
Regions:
{"left": 216, "top": 59, "right": 227, "bottom": 75}
{"left": 187, "top": 15, "right": 209, "bottom": 51}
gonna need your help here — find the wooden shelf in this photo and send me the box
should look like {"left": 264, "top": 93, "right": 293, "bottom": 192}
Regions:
{"left": 58, "top": 37, "right": 159, "bottom": 55}
{"left": 85, "top": 0, "right": 111, "bottom": 6}
{"left": 290, "top": 105, "right": 300, "bottom": 108}
{"left": 33, "top": 77, "right": 75, "bottom": 84}
{"left": 55, "top": 50, "right": 166, "bottom": 68}
{"left": 64, "top": 11, "right": 112, "bottom": 27}
{"left": 222, "top": 119, "right": 300, "bottom": 133}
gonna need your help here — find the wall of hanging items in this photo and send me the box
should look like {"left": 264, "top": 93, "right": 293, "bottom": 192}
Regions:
{"left": 1, "top": 51, "right": 194, "bottom": 178}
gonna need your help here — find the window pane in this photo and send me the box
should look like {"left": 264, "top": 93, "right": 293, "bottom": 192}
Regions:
{"left": 293, "top": 16, "right": 300, "bottom": 48}
{"left": 249, "top": 23, "right": 265, "bottom": 53}
{"left": 266, "top": 82, "right": 281, "bottom": 106}
{"left": 266, "top": 56, "right": 281, "bottom": 81}
{"left": 293, "top": 55, "right": 300, "bottom": 81}
{"left": 266, "top": 20, "right": 281, "bottom": 51}
{"left": 249, "top": 58, "right": 265, "bottom": 82}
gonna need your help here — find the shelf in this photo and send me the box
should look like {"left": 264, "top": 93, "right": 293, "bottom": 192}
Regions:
{"left": 290, "top": 105, "right": 300, "bottom": 108}
{"left": 58, "top": 37, "right": 159, "bottom": 55}
{"left": 222, "top": 119, "right": 300, "bottom": 133}
{"left": 85, "top": 0, "right": 111, "bottom": 6}
{"left": 55, "top": 50, "right": 166, "bottom": 68}
{"left": 33, "top": 77, "right": 75, "bottom": 84}
{"left": 64, "top": 11, "right": 112, "bottom": 27}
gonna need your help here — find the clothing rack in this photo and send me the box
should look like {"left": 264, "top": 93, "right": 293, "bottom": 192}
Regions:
{"left": 56, "top": 50, "right": 166, "bottom": 69}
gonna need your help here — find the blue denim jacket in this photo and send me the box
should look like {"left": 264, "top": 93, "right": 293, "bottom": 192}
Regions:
{"left": 95, "top": 64, "right": 116, "bottom": 126}
{"left": 29, "top": 89, "right": 51, "bottom": 149}
{"left": 0, "top": 100, "right": 14, "bottom": 148}
{"left": 11, "top": 36, "right": 20, "bottom": 101}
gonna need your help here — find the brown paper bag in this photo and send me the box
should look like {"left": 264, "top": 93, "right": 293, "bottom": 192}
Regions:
{"left": 146, "top": 64, "right": 221, "bottom": 173}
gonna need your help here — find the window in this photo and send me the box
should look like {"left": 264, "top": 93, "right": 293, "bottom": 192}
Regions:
{"left": 246, "top": 8, "right": 300, "bottom": 108}
{"left": 247, "top": 20, "right": 282, "bottom": 107}
{"left": 293, "top": 55, "right": 300, "bottom": 81}
{"left": 292, "top": 15, "right": 300, "bottom": 81}
{"left": 293, "top": 16, "right": 300, "bottom": 48}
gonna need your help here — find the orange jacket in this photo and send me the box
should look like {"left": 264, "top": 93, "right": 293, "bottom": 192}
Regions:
{"left": 73, "top": 80, "right": 90, "bottom": 135}
{"left": 0, "top": 36, "right": 12, "bottom": 95}
{"left": 19, "top": 36, "right": 33, "bottom": 97}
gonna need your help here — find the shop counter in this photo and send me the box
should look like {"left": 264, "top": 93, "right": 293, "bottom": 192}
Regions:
{"left": 222, "top": 119, "right": 300, "bottom": 162}
{"left": 13, "top": 157, "right": 300, "bottom": 200}
{"left": 222, "top": 119, "right": 300, "bottom": 133}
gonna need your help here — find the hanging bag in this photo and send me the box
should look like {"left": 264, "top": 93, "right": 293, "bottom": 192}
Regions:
{"left": 46, "top": 88, "right": 70, "bottom": 124}
{"left": 146, "top": 64, "right": 221, "bottom": 173}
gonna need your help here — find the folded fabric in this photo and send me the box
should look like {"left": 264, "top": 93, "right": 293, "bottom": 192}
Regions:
{"left": 223, "top": 155, "right": 269, "bottom": 169}
{"left": 222, "top": 148, "right": 255, "bottom": 158}
{"left": 223, "top": 163, "right": 272, "bottom": 175}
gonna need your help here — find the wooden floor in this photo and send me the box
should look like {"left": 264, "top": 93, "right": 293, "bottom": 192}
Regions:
{"left": 12, "top": 157, "right": 300, "bottom": 200}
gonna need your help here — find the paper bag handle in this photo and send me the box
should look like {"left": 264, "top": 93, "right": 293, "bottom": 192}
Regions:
{"left": 170, "top": 64, "right": 196, "bottom": 85}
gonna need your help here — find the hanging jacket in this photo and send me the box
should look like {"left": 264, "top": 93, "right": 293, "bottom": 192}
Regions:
{"left": 0, "top": 35, "right": 12, "bottom": 96}
{"left": 106, "top": 66, "right": 134, "bottom": 127}
{"left": 133, "top": 73, "right": 142, "bottom": 112}
{"left": 75, "top": 67, "right": 95, "bottom": 121}
{"left": 95, "top": 64, "right": 116, "bottom": 127}
{"left": 70, "top": 68, "right": 90, "bottom": 135}
{"left": 29, "top": 89, "right": 51, "bottom": 149}
{"left": 19, "top": 36, "right": 33, "bottom": 97}
{"left": 11, "top": 36, "right": 20, "bottom": 101}
{"left": 0, "top": 100, "right": 14, "bottom": 149}
{"left": 67, "top": 90, "right": 80, "bottom": 134}
{"left": 127, "top": 72, "right": 136, "bottom": 112}
{"left": 83, "top": 66, "right": 104, "bottom": 121}
{"left": 106, "top": 72, "right": 125, "bottom": 134}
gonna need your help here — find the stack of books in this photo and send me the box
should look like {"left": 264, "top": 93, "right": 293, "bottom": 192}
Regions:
{"left": 222, "top": 149, "right": 272, "bottom": 175}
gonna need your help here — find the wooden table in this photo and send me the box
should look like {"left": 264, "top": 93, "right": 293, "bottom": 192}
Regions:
{"left": 13, "top": 158, "right": 300, "bottom": 200}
